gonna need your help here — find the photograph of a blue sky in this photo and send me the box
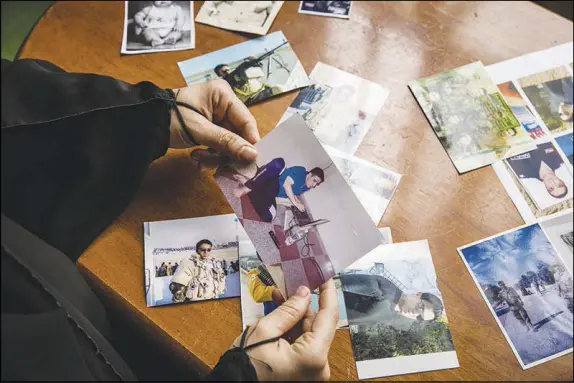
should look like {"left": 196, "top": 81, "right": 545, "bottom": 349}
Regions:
{"left": 460, "top": 224, "right": 561, "bottom": 285}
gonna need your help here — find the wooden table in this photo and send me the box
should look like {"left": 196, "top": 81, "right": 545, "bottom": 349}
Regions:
{"left": 20, "top": 1, "right": 573, "bottom": 381}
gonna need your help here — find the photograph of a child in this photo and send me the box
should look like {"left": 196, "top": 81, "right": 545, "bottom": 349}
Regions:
{"left": 196, "top": 1, "right": 284, "bottom": 36}
{"left": 122, "top": 1, "right": 195, "bottom": 54}
{"left": 555, "top": 132, "right": 574, "bottom": 167}
{"left": 144, "top": 214, "right": 247, "bottom": 307}
{"left": 215, "top": 114, "right": 383, "bottom": 298}
{"left": 279, "top": 62, "right": 389, "bottom": 155}
{"left": 325, "top": 146, "right": 401, "bottom": 225}
{"left": 409, "top": 62, "right": 533, "bottom": 173}
{"left": 459, "top": 223, "right": 573, "bottom": 368}
{"left": 298, "top": 1, "right": 352, "bottom": 19}
{"left": 341, "top": 240, "right": 458, "bottom": 379}
{"left": 519, "top": 66, "right": 574, "bottom": 134}
{"left": 506, "top": 141, "right": 573, "bottom": 211}
{"left": 178, "top": 31, "right": 310, "bottom": 106}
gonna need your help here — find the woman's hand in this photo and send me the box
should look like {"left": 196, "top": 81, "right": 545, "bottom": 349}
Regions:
{"left": 233, "top": 280, "right": 339, "bottom": 381}
{"left": 169, "top": 80, "right": 260, "bottom": 168}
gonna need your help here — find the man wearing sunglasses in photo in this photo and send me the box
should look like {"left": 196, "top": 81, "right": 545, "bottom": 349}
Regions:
{"left": 169, "top": 239, "right": 226, "bottom": 302}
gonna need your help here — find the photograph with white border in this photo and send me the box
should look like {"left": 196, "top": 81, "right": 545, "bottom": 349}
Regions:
{"left": 121, "top": 1, "right": 195, "bottom": 55}
{"left": 144, "top": 214, "right": 247, "bottom": 307}
{"left": 298, "top": 1, "right": 352, "bottom": 19}
{"left": 539, "top": 212, "right": 574, "bottom": 275}
{"left": 278, "top": 62, "right": 389, "bottom": 154}
{"left": 506, "top": 141, "right": 573, "bottom": 211}
{"left": 195, "top": 1, "right": 284, "bottom": 36}
{"left": 214, "top": 114, "right": 383, "bottom": 299}
{"left": 178, "top": 31, "right": 310, "bottom": 106}
{"left": 492, "top": 158, "right": 572, "bottom": 224}
{"left": 409, "top": 61, "right": 533, "bottom": 174}
{"left": 458, "top": 223, "right": 573, "bottom": 369}
{"left": 341, "top": 240, "right": 458, "bottom": 379}
{"left": 324, "top": 145, "right": 401, "bottom": 224}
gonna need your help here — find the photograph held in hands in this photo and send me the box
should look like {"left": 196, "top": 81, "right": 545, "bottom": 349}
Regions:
{"left": 195, "top": 1, "right": 284, "bottom": 36}
{"left": 122, "top": 1, "right": 195, "bottom": 54}
{"left": 215, "top": 114, "right": 382, "bottom": 298}
{"left": 178, "top": 31, "right": 310, "bottom": 106}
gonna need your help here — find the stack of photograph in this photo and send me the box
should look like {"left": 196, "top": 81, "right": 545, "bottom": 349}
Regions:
{"left": 408, "top": 42, "right": 574, "bottom": 371}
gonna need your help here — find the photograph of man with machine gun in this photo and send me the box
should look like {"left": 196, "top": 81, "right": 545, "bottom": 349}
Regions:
{"left": 214, "top": 41, "right": 288, "bottom": 105}
{"left": 178, "top": 31, "right": 311, "bottom": 106}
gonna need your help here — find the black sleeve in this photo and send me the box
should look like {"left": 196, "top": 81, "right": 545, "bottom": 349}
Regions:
{"left": 1, "top": 58, "right": 175, "bottom": 261}
{"left": 205, "top": 348, "right": 259, "bottom": 382}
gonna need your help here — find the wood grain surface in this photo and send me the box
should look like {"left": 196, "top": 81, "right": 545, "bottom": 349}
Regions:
{"left": 19, "top": 1, "right": 573, "bottom": 380}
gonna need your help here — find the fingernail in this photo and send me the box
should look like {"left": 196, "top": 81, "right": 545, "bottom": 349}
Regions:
{"left": 296, "top": 286, "right": 310, "bottom": 297}
{"left": 239, "top": 145, "right": 257, "bottom": 161}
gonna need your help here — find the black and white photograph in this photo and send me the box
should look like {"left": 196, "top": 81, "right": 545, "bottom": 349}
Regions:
{"left": 214, "top": 114, "right": 383, "bottom": 298}
{"left": 506, "top": 141, "right": 573, "bottom": 211}
{"left": 144, "top": 214, "right": 248, "bottom": 307}
{"left": 279, "top": 62, "right": 389, "bottom": 155}
{"left": 121, "top": 1, "right": 195, "bottom": 54}
{"left": 178, "top": 31, "right": 310, "bottom": 106}
{"left": 540, "top": 212, "right": 574, "bottom": 275}
{"left": 459, "top": 223, "right": 573, "bottom": 369}
{"left": 325, "top": 146, "right": 401, "bottom": 225}
{"left": 298, "top": 1, "right": 352, "bottom": 19}
{"left": 196, "top": 1, "right": 284, "bottom": 36}
{"left": 341, "top": 240, "right": 459, "bottom": 379}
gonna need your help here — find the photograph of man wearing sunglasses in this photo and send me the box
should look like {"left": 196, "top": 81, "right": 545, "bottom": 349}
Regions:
{"left": 169, "top": 239, "right": 227, "bottom": 303}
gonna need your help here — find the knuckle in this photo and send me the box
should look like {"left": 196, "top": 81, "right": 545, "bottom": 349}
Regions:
{"left": 278, "top": 302, "right": 302, "bottom": 323}
{"left": 212, "top": 78, "right": 232, "bottom": 93}
{"left": 218, "top": 131, "right": 238, "bottom": 151}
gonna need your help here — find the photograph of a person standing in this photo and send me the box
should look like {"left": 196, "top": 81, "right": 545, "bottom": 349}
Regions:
{"left": 169, "top": 239, "right": 226, "bottom": 302}
{"left": 498, "top": 281, "right": 534, "bottom": 331}
{"left": 459, "top": 223, "right": 574, "bottom": 368}
{"left": 144, "top": 214, "right": 245, "bottom": 307}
